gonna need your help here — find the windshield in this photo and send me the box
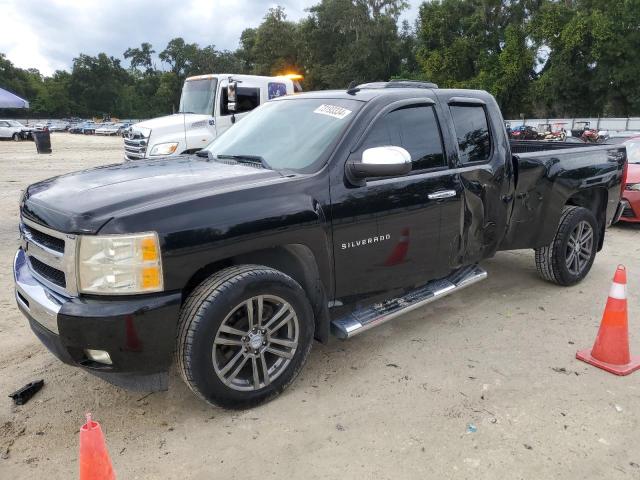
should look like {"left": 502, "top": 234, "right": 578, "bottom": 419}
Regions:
{"left": 204, "top": 98, "right": 361, "bottom": 172}
{"left": 179, "top": 78, "right": 217, "bottom": 115}
{"left": 624, "top": 139, "right": 640, "bottom": 163}
{"left": 7, "top": 120, "right": 23, "bottom": 127}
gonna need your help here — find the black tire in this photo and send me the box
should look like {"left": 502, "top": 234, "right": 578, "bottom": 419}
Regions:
{"left": 12, "top": 133, "right": 21, "bottom": 142}
{"left": 177, "top": 265, "right": 314, "bottom": 409}
{"left": 535, "top": 206, "right": 599, "bottom": 286}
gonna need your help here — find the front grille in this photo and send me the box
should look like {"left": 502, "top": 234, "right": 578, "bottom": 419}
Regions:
{"left": 29, "top": 256, "right": 66, "bottom": 288}
{"left": 23, "top": 223, "right": 64, "bottom": 253}
{"left": 21, "top": 217, "right": 77, "bottom": 296}
{"left": 124, "top": 130, "right": 148, "bottom": 160}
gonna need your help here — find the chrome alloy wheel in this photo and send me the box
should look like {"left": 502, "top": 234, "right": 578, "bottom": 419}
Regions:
{"left": 566, "top": 220, "right": 594, "bottom": 276}
{"left": 212, "top": 295, "right": 299, "bottom": 391}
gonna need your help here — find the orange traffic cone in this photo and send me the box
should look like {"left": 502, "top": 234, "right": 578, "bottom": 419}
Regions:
{"left": 576, "top": 265, "right": 640, "bottom": 376}
{"left": 384, "top": 228, "right": 410, "bottom": 266}
{"left": 79, "top": 413, "right": 116, "bottom": 480}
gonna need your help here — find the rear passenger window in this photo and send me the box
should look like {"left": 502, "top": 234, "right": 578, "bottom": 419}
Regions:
{"left": 450, "top": 105, "right": 491, "bottom": 163}
{"left": 363, "top": 105, "right": 445, "bottom": 171}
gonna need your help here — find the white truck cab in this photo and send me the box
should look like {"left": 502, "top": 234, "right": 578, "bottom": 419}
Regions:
{"left": 124, "top": 74, "right": 300, "bottom": 160}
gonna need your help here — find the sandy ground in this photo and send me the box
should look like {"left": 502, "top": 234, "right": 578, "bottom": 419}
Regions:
{"left": 0, "top": 134, "right": 639, "bottom": 479}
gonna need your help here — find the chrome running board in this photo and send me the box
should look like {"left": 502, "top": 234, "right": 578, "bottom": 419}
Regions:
{"left": 331, "top": 265, "right": 487, "bottom": 339}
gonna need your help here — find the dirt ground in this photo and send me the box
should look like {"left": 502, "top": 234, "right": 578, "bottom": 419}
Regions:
{"left": 1, "top": 134, "right": 639, "bottom": 479}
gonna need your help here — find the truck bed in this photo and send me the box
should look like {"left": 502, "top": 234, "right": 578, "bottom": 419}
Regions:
{"left": 500, "top": 141, "right": 627, "bottom": 251}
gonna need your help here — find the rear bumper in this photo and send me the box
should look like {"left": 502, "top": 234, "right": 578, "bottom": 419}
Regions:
{"left": 14, "top": 249, "right": 182, "bottom": 389}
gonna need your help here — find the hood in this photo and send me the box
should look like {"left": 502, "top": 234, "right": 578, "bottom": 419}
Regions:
{"left": 22, "top": 156, "right": 281, "bottom": 234}
{"left": 134, "top": 113, "right": 211, "bottom": 133}
{"left": 627, "top": 163, "right": 640, "bottom": 184}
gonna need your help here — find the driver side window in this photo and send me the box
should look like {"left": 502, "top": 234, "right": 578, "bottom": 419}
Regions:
{"left": 361, "top": 105, "right": 446, "bottom": 172}
{"left": 220, "top": 87, "right": 261, "bottom": 116}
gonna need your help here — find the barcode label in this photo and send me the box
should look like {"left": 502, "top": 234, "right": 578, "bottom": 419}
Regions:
{"left": 313, "top": 104, "right": 352, "bottom": 119}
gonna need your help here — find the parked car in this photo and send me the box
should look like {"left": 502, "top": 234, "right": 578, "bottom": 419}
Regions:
{"left": 509, "top": 125, "right": 538, "bottom": 140}
{"left": 118, "top": 122, "right": 133, "bottom": 136}
{"left": 0, "top": 119, "right": 30, "bottom": 140}
{"left": 13, "top": 81, "right": 628, "bottom": 408}
{"left": 94, "top": 123, "right": 121, "bottom": 136}
{"left": 47, "top": 122, "right": 69, "bottom": 132}
{"left": 69, "top": 122, "right": 96, "bottom": 134}
{"left": 617, "top": 136, "right": 640, "bottom": 223}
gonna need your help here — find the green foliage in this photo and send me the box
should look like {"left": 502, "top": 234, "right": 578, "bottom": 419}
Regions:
{"left": 1, "top": 0, "right": 639, "bottom": 118}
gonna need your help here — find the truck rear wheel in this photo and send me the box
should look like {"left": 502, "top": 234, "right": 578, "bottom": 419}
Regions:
{"left": 535, "top": 206, "right": 599, "bottom": 286}
{"left": 177, "top": 265, "right": 314, "bottom": 409}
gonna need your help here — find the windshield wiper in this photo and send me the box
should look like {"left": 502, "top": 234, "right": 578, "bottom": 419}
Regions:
{"left": 215, "top": 154, "right": 272, "bottom": 170}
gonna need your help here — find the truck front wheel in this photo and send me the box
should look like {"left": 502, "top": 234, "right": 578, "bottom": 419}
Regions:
{"left": 535, "top": 206, "right": 599, "bottom": 286}
{"left": 177, "top": 265, "right": 314, "bottom": 409}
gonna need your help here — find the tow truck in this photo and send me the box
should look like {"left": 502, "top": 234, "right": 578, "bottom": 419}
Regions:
{"left": 124, "top": 74, "right": 302, "bottom": 160}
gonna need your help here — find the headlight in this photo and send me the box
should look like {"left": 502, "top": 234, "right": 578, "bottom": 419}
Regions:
{"left": 626, "top": 183, "right": 640, "bottom": 191}
{"left": 149, "top": 142, "right": 179, "bottom": 156}
{"left": 78, "top": 232, "right": 163, "bottom": 294}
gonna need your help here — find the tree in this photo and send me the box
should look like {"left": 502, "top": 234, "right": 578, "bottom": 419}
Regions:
{"left": 124, "top": 42, "right": 156, "bottom": 74}
{"left": 159, "top": 38, "right": 199, "bottom": 78}
{"left": 531, "top": 0, "right": 640, "bottom": 116}
{"left": 69, "top": 53, "right": 131, "bottom": 117}
{"left": 415, "top": 0, "right": 538, "bottom": 117}
{"left": 299, "top": 0, "right": 406, "bottom": 89}
{"left": 248, "top": 7, "right": 301, "bottom": 76}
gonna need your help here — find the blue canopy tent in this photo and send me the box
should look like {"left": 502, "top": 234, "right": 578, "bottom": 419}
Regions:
{"left": 0, "top": 87, "right": 29, "bottom": 108}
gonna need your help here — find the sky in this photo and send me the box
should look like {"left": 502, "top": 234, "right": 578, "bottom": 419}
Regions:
{"left": 1, "top": 0, "right": 422, "bottom": 76}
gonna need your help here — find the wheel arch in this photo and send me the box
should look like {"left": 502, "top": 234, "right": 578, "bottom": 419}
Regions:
{"left": 565, "top": 187, "right": 608, "bottom": 251}
{"left": 181, "top": 244, "right": 331, "bottom": 343}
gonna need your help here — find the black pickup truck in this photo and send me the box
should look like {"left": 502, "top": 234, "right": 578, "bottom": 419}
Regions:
{"left": 14, "top": 81, "right": 627, "bottom": 408}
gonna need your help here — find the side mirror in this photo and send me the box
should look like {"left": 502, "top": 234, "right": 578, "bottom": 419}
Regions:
{"left": 227, "top": 81, "right": 238, "bottom": 113}
{"left": 347, "top": 146, "right": 412, "bottom": 182}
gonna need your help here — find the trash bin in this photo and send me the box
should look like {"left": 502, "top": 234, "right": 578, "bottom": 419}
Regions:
{"left": 32, "top": 130, "right": 52, "bottom": 154}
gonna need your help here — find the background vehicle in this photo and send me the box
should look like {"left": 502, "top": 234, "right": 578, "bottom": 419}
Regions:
{"left": 571, "top": 121, "right": 600, "bottom": 142}
{"left": 69, "top": 121, "right": 96, "bottom": 134}
{"left": 47, "top": 122, "right": 69, "bottom": 132}
{"left": 14, "top": 82, "right": 627, "bottom": 408}
{"left": 0, "top": 119, "right": 30, "bottom": 140}
{"left": 509, "top": 124, "right": 538, "bottom": 140}
{"left": 544, "top": 122, "right": 568, "bottom": 141}
{"left": 95, "top": 123, "right": 125, "bottom": 136}
{"left": 124, "top": 74, "right": 301, "bottom": 160}
{"left": 616, "top": 136, "right": 640, "bottom": 223}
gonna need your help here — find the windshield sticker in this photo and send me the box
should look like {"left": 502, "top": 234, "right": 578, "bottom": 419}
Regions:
{"left": 313, "top": 104, "right": 352, "bottom": 120}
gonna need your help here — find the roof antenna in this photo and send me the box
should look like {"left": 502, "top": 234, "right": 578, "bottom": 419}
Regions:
{"left": 346, "top": 81, "right": 360, "bottom": 95}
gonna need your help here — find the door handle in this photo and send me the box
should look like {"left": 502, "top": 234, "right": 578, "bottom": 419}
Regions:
{"left": 428, "top": 190, "right": 457, "bottom": 200}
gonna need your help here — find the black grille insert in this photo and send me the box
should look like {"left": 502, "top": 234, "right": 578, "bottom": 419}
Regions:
{"left": 23, "top": 224, "right": 65, "bottom": 253}
{"left": 29, "top": 256, "right": 66, "bottom": 287}
{"left": 622, "top": 205, "right": 635, "bottom": 218}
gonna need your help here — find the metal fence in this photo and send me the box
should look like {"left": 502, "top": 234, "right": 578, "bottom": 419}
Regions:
{"left": 504, "top": 117, "right": 640, "bottom": 132}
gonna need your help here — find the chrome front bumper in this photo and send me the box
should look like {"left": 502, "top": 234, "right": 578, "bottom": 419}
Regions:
{"left": 13, "top": 249, "right": 67, "bottom": 334}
